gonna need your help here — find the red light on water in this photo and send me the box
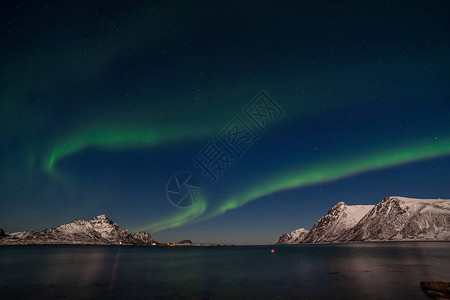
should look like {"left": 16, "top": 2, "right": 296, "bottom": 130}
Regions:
{"left": 270, "top": 249, "right": 275, "bottom": 253}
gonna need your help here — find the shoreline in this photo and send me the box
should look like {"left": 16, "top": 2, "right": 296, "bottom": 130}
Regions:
{"left": 2, "top": 240, "right": 449, "bottom": 247}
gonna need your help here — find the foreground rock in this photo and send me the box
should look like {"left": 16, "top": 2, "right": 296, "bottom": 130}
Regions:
{"left": 420, "top": 281, "right": 450, "bottom": 299}
{"left": 0, "top": 215, "right": 154, "bottom": 245}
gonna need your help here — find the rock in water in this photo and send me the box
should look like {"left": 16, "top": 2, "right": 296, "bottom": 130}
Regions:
{"left": 420, "top": 281, "right": 450, "bottom": 299}
{"left": 0, "top": 228, "right": 5, "bottom": 238}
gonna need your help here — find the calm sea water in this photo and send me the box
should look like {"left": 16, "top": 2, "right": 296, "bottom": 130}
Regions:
{"left": 0, "top": 242, "right": 449, "bottom": 299}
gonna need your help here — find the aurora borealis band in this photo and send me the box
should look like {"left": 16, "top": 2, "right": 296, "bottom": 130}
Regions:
{"left": 1, "top": 1, "right": 450, "bottom": 244}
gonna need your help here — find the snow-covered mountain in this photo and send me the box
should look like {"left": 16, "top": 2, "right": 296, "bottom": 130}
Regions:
{"left": 276, "top": 228, "right": 309, "bottom": 244}
{"left": 276, "top": 196, "right": 450, "bottom": 244}
{"left": 0, "top": 214, "right": 154, "bottom": 245}
{"left": 342, "top": 196, "right": 450, "bottom": 241}
{"left": 133, "top": 231, "right": 153, "bottom": 244}
{"left": 301, "top": 202, "right": 374, "bottom": 243}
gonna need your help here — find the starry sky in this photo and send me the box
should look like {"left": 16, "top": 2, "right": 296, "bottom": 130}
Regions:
{"left": 1, "top": 1, "right": 450, "bottom": 244}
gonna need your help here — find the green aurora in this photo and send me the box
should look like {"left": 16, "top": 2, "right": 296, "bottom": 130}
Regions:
{"left": 1, "top": 1, "right": 449, "bottom": 245}
{"left": 133, "top": 135, "right": 450, "bottom": 232}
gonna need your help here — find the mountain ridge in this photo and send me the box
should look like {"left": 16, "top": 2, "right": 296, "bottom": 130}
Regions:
{"left": 0, "top": 214, "right": 154, "bottom": 245}
{"left": 342, "top": 196, "right": 450, "bottom": 242}
{"left": 277, "top": 196, "right": 450, "bottom": 244}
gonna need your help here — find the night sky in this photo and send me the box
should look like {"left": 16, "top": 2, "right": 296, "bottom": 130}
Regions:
{"left": 1, "top": 1, "right": 450, "bottom": 244}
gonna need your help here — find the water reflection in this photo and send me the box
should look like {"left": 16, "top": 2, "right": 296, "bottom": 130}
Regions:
{"left": 0, "top": 243, "right": 449, "bottom": 299}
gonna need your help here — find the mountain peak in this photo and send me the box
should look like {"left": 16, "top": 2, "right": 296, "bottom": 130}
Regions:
{"left": 133, "top": 231, "right": 153, "bottom": 244}
{"left": 90, "top": 214, "right": 109, "bottom": 220}
{"left": 385, "top": 196, "right": 446, "bottom": 203}
{"left": 89, "top": 214, "right": 113, "bottom": 224}
{"left": 276, "top": 228, "right": 309, "bottom": 244}
{"left": 329, "top": 202, "right": 347, "bottom": 213}
{"left": 302, "top": 203, "right": 374, "bottom": 243}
